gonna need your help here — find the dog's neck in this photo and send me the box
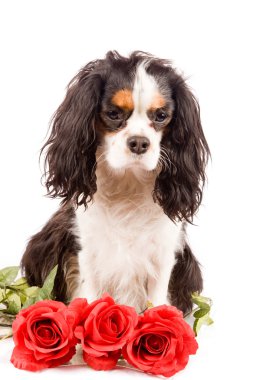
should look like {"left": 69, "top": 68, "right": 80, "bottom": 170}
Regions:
{"left": 95, "top": 157, "right": 156, "bottom": 203}
{"left": 91, "top": 151, "right": 164, "bottom": 236}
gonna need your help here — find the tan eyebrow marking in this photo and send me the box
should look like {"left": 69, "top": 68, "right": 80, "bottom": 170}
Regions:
{"left": 112, "top": 89, "right": 134, "bottom": 111}
{"left": 148, "top": 93, "right": 166, "bottom": 111}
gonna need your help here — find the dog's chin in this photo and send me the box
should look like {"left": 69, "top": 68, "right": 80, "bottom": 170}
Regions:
{"left": 106, "top": 154, "right": 159, "bottom": 173}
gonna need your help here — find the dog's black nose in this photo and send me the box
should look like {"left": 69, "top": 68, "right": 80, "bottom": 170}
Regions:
{"left": 127, "top": 136, "right": 150, "bottom": 155}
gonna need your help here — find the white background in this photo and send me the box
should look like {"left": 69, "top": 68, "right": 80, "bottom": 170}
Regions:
{"left": 0, "top": 0, "right": 252, "bottom": 378}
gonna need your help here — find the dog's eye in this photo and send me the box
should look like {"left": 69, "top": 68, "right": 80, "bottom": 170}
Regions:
{"left": 107, "top": 110, "right": 120, "bottom": 120}
{"left": 155, "top": 110, "right": 168, "bottom": 122}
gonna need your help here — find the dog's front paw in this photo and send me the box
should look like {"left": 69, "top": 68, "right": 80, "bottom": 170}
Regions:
{"left": 72, "top": 280, "right": 97, "bottom": 303}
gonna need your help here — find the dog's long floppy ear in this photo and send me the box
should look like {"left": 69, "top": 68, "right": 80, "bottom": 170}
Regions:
{"left": 42, "top": 60, "right": 105, "bottom": 207}
{"left": 154, "top": 73, "right": 210, "bottom": 222}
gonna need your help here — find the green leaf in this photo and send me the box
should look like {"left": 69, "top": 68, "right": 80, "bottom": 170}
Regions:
{"left": 0, "top": 288, "right": 5, "bottom": 303}
{"left": 11, "top": 277, "right": 29, "bottom": 290}
{"left": 1, "top": 265, "right": 58, "bottom": 312}
{"left": 205, "top": 316, "right": 214, "bottom": 326}
{"left": 192, "top": 294, "right": 212, "bottom": 311}
{"left": 23, "top": 286, "right": 40, "bottom": 297}
{"left": 193, "top": 300, "right": 210, "bottom": 310}
{"left": 18, "top": 292, "right": 27, "bottom": 305}
{"left": 21, "top": 265, "right": 58, "bottom": 310}
{"left": 35, "top": 295, "right": 45, "bottom": 302}
{"left": 22, "top": 297, "right": 36, "bottom": 309}
{"left": 193, "top": 307, "right": 210, "bottom": 319}
{"left": 192, "top": 293, "right": 212, "bottom": 306}
{"left": 191, "top": 292, "right": 214, "bottom": 335}
{"left": 38, "top": 265, "right": 58, "bottom": 300}
{"left": 193, "top": 312, "right": 214, "bottom": 336}
{"left": 6, "top": 278, "right": 30, "bottom": 303}
{"left": 4, "top": 293, "right": 21, "bottom": 315}
{"left": 0, "top": 266, "right": 20, "bottom": 286}
{"left": 8, "top": 283, "right": 39, "bottom": 307}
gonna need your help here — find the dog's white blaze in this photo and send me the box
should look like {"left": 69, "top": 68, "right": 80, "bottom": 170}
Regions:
{"left": 132, "top": 62, "right": 159, "bottom": 114}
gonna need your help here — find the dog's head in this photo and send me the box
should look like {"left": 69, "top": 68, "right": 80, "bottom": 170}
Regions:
{"left": 42, "top": 51, "right": 210, "bottom": 222}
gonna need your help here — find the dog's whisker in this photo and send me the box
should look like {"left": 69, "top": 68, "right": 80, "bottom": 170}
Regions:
{"left": 91, "top": 150, "right": 108, "bottom": 175}
{"left": 159, "top": 148, "right": 177, "bottom": 172}
{"left": 158, "top": 153, "right": 169, "bottom": 171}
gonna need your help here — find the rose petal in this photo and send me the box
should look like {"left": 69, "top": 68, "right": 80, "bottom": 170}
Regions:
{"left": 10, "top": 346, "right": 48, "bottom": 371}
{"left": 20, "top": 301, "right": 66, "bottom": 320}
{"left": 34, "top": 324, "right": 60, "bottom": 347}
{"left": 74, "top": 325, "right": 86, "bottom": 342}
{"left": 45, "top": 345, "right": 76, "bottom": 364}
{"left": 143, "top": 305, "right": 183, "bottom": 322}
{"left": 68, "top": 298, "right": 89, "bottom": 325}
{"left": 144, "top": 333, "right": 166, "bottom": 353}
{"left": 84, "top": 302, "right": 108, "bottom": 333}
{"left": 97, "top": 307, "right": 130, "bottom": 340}
{"left": 83, "top": 350, "right": 121, "bottom": 370}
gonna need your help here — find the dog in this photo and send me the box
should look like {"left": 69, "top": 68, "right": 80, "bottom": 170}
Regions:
{"left": 21, "top": 51, "right": 210, "bottom": 315}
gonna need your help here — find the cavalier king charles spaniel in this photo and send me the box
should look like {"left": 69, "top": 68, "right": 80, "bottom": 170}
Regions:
{"left": 21, "top": 51, "right": 210, "bottom": 315}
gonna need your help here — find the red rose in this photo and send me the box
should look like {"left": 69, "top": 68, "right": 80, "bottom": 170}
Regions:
{"left": 67, "top": 297, "right": 89, "bottom": 325}
{"left": 11, "top": 300, "right": 78, "bottom": 371}
{"left": 122, "top": 305, "right": 198, "bottom": 377}
{"left": 73, "top": 293, "right": 138, "bottom": 370}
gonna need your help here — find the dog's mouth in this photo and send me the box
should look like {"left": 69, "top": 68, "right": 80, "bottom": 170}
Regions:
{"left": 124, "top": 153, "right": 159, "bottom": 172}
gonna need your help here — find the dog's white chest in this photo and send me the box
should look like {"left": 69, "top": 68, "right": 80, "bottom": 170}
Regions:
{"left": 74, "top": 188, "right": 182, "bottom": 311}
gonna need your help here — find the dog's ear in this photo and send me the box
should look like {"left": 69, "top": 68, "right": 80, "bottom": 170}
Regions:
{"left": 42, "top": 60, "right": 105, "bottom": 207}
{"left": 154, "top": 74, "right": 210, "bottom": 222}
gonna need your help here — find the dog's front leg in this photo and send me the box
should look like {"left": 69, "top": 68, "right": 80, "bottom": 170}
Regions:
{"left": 147, "top": 251, "right": 176, "bottom": 307}
{"left": 72, "top": 249, "right": 98, "bottom": 302}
